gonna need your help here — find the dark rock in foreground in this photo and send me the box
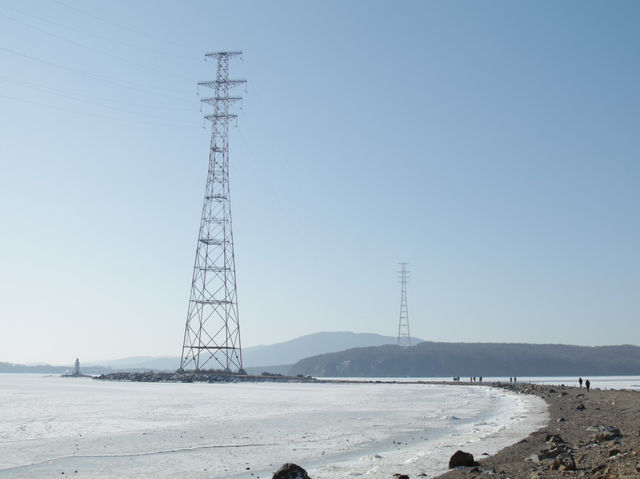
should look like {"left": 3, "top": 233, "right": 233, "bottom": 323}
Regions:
{"left": 272, "top": 463, "right": 311, "bottom": 479}
{"left": 448, "top": 450, "right": 478, "bottom": 468}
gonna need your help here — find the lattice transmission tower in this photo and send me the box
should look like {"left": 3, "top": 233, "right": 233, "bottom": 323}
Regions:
{"left": 180, "top": 51, "right": 246, "bottom": 372}
{"left": 397, "top": 262, "right": 411, "bottom": 347}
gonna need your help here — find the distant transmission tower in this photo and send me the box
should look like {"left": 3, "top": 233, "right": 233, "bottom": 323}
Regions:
{"left": 397, "top": 262, "right": 411, "bottom": 347}
{"left": 180, "top": 51, "right": 246, "bottom": 372}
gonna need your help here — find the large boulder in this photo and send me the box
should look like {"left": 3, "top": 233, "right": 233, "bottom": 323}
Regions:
{"left": 272, "top": 463, "right": 311, "bottom": 479}
{"left": 448, "top": 450, "right": 478, "bottom": 468}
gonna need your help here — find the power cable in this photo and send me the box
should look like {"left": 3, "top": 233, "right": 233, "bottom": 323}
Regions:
{"left": 52, "top": 0, "right": 194, "bottom": 52}
{"left": 0, "top": 2, "right": 145, "bottom": 51}
{"left": 0, "top": 92, "right": 199, "bottom": 129}
{"left": 0, "top": 75, "right": 196, "bottom": 112}
{"left": 0, "top": 10, "right": 195, "bottom": 82}
{"left": 0, "top": 75, "right": 198, "bottom": 117}
{"left": 0, "top": 46, "right": 192, "bottom": 99}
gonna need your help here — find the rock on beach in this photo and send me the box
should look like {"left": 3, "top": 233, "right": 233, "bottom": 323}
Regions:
{"left": 272, "top": 463, "right": 311, "bottom": 479}
{"left": 448, "top": 450, "right": 478, "bottom": 468}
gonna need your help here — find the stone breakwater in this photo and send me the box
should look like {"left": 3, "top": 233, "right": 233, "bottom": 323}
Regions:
{"left": 94, "top": 371, "right": 316, "bottom": 383}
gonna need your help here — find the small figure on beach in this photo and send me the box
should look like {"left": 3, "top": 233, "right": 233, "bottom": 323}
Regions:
{"left": 585, "top": 379, "right": 590, "bottom": 391}
{"left": 509, "top": 377, "right": 512, "bottom": 384}
{"left": 579, "top": 377, "right": 583, "bottom": 387}
{"left": 479, "top": 376, "right": 483, "bottom": 383}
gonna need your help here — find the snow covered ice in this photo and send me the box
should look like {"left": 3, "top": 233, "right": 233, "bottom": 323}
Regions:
{"left": 0, "top": 374, "right": 547, "bottom": 478}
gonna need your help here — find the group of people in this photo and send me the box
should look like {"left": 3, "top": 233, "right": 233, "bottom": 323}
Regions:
{"left": 451, "top": 376, "right": 483, "bottom": 382}
{"left": 450, "top": 376, "right": 593, "bottom": 389}
{"left": 578, "top": 377, "right": 591, "bottom": 391}
{"left": 450, "top": 376, "right": 594, "bottom": 390}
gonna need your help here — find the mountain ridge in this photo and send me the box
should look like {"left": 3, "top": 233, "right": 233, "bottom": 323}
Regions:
{"left": 288, "top": 341, "right": 640, "bottom": 377}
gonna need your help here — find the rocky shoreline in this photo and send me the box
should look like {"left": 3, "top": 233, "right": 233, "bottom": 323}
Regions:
{"left": 269, "top": 383, "right": 639, "bottom": 479}
{"left": 432, "top": 383, "right": 640, "bottom": 479}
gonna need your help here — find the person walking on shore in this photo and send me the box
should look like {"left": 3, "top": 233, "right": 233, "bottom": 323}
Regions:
{"left": 579, "top": 377, "right": 583, "bottom": 387}
{"left": 585, "top": 379, "right": 591, "bottom": 391}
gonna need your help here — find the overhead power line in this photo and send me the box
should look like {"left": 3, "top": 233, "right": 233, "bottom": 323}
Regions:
{"left": 0, "top": 2, "right": 146, "bottom": 51}
{"left": 0, "top": 92, "right": 199, "bottom": 129}
{"left": 52, "top": 0, "right": 194, "bottom": 52}
{"left": 0, "top": 46, "right": 192, "bottom": 99}
{"left": 0, "top": 75, "right": 198, "bottom": 115}
{"left": 0, "top": 10, "right": 195, "bottom": 82}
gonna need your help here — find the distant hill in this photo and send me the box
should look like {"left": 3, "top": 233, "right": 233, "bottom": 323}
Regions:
{"left": 288, "top": 341, "right": 640, "bottom": 377}
{"left": 242, "top": 331, "right": 421, "bottom": 367}
{"left": 81, "top": 332, "right": 419, "bottom": 372}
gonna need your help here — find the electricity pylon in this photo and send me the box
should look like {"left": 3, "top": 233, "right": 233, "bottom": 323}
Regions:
{"left": 180, "top": 51, "right": 246, "bottom": 372}
{"left": 397, "top": 262, "right": 411, "bottom": 347}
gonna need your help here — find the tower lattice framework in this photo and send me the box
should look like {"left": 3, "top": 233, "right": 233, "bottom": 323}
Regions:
{"left": 180, "top": 51, "right": 246, "bottom": 372}
{"left": 397, "top": 262, "right": 411, "bottom": 347}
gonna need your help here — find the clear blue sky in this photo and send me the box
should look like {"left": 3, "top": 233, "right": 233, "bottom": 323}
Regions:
{"left": 1, "top": 1, "right": 638, "bottom": 364}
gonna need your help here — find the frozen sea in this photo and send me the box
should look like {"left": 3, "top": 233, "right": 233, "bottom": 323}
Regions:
{"left": 0, "top": 374, "right": 548, "bottom": 479}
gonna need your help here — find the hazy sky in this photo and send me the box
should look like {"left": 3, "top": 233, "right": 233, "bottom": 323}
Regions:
{"left": 1, "top": 1, "right": 638, "bottom": 364}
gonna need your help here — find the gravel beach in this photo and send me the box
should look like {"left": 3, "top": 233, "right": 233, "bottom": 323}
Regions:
{"left": 435, "top": 383, "right": 640, "bottom": 479}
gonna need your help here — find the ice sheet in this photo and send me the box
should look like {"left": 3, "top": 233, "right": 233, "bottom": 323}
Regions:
{"left": 0, "top": 375, "right": 547, "bottom": 478}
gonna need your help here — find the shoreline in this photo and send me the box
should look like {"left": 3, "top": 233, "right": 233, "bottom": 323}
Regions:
{"left": 3, "top": 374, "right": 639, "bottom": 478}
{"left": 432, "top": 383, "right": 640, "bottom": 478}
{"left": 88, "top": 372, "right": 640, "bottom": 477}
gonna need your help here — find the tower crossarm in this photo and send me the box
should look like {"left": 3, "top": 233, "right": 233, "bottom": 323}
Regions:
{"left": 200, "top": 96, "right": 243, "bottom": 106}
{"left": 205, "top": 51, "right": 243, "bottom": 59}
{"left": 197, "top": 80, "right": 247, "bottom": 90}
{"left": 204, "top": 114, "right": 238, "bottom": 122}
